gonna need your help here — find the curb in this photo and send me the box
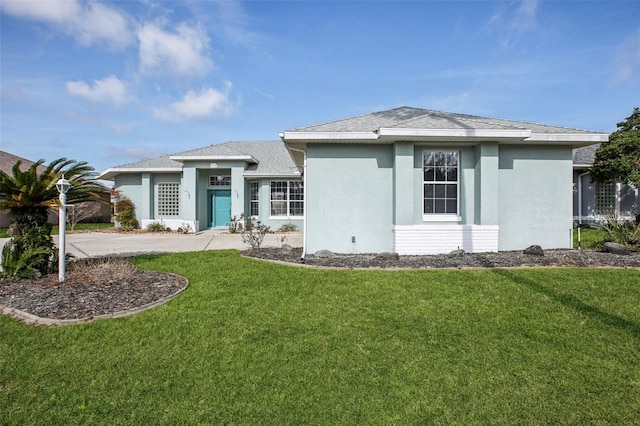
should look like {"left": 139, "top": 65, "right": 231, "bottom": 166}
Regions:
{"left": 0, "top": 273, "right": 188, "bottom": 327}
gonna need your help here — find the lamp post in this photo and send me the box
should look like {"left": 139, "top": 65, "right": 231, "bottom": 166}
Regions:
{"left": 56, "top": 176, "right": 70, "bottom": 282}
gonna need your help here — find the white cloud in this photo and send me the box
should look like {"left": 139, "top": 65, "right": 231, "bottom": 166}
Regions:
{"left": 153, "top": 82, "right": 235, "bottom": 123}
{"left": 613, "top": 29, "right": 640, "bottom": 85}
{"left": 487, "top": 0, "right": 540, "bottom": 48}
{"left": 66, "top": 76, "right": 132, "bottom": 106}
{"left": 138, "top": 22, "right": 212, "bottom": 77}
{"left": 0, "top": 0, "right": 133, "bottom": 49}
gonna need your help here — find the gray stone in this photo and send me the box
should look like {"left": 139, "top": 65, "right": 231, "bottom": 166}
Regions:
{"left": 523, "top": 245, "right": 544, "bottom": 256}
{"left": 448, "top": 249, "right": 465, "bottom": 258}
{"left": 281, "top": 244, "right": 293, "bottom": 254}
{"left": 314, "top": 249, "right": 335, "bottom": 258}
{"left": 375, "top": 252, "right": 400, "bottom": 261}
{"left": 603, "top": 242, "right": 630, "bottom": 256}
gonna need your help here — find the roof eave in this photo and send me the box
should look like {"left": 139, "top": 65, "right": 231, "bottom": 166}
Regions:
{"left": 97, "top": 167, "right": 183, "bottom": 180}
{"left": 280, "top": 131, "right": 378, "bottom": 143}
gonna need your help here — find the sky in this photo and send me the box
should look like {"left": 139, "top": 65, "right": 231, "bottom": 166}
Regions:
{"left": 1, "top": 0, "right": 639, "bottom": 175}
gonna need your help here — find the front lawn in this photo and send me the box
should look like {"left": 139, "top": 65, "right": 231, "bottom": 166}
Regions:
{"left": 1, "top": 251, "right": 639, "bottom": 424}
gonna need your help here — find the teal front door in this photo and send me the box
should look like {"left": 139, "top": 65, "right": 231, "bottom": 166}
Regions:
{"left": 209, "top": 190, "right": 231, "bottom": 227}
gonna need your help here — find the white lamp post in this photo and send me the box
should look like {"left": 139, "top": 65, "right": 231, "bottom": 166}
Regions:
{"left": 56, "top": 176, "right": 70, "bottom": 282}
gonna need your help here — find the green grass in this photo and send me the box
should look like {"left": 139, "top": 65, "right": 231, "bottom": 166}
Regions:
{"left": 1, "top": 251, "right": 639, "bottom": 424}
{"left": 0, "top": 223, "right": 113, "bottom": 237}
{"left": 573, "top": 226, "right": 607, "bottom": 249}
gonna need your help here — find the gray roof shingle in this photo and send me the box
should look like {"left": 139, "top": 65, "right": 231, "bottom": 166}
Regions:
{"left": 103, "top": 140, "right": 298, "bottom": 177}
{"left": 290, "top": 106, "right": 603, "bottom": 135}
{"left": 573, "top": 144, "right": 599, "bottom": 166}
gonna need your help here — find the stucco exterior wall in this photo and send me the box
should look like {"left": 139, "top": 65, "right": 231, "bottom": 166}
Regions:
{"left": 114, "top": 174, "right": 143, "bottom": 221}
{"left": 498, "top": 145, "right": 573, "bottom": 250}
{"left": 305, "top": 144, "right": 394, "bottom": 254}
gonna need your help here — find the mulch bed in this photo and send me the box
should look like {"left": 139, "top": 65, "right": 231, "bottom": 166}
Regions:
{"left": 243, "top": 247, "right": 640, "bottom": 269}
{"left": 0, "top": 258, "right": 187, "bottom": 322}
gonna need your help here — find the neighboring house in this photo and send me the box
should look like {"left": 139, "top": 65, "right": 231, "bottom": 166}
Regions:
{"left": 573, "top": 144, "right": 639, "bottom": 224}
{"left": 98, "top": 140, "right": 304, "bottom": 232}
{"left": 0, "top": 150, "right": 110, "bottom": 228}
{"left": 0, "top": 151, "right": 58, "bottom": 228}
{"left": 99, "top": 107, "right": 609, "bottom": 255}
{"left": 280, "top": 107, "right": 608, "bottom": 255}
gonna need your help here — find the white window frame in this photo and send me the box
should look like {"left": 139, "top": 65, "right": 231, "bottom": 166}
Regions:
{"left": 209, "top": 175, "right": 231, "bottom": 187}
{"left": 422, "top": 150, "right": 461, "bottom": 222}
{"left": 270, "top": 180, "right": 304, "bottom": 218}
{"left": 249, "top": 181, "right": 259, "bottom": 217}
{"left": 156, "top": 182, "right": 180, "bottom": 217}
{"left": 595, "top": 182, "right": 616, "bottom": 216}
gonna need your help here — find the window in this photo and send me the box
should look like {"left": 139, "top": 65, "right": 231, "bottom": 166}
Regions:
{"left": 250, "top": 182, "right": 259, "bottom": 216}
{"left": 271, "top": 181, "right": 303, "bottom": 217}
{"left": 423, "top": 151, "right": 458, "bottom": 216}
{"left": 210, "top": 175, "right": 231, "bottom": 186}
{"left": 157, "top": 182, "right": 180, "bottom": 216}
{"left": 595, "top": 182, "right": 616, "bottom": 215}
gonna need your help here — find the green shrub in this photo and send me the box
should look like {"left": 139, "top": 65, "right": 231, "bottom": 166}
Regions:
{"left": 277, "top": 223, "right": 298, "bottom": 232}
{"left": 1, "top": 225, "right": 57, "bottom": 278}
{"left": 114, "top": 193, "right": 137, "bottom": 231}
{"left": 601, "top": 216, "right": 640, "bottom": 250}
{"left": 146, "top": 221, "right": 168, "bottom": 232}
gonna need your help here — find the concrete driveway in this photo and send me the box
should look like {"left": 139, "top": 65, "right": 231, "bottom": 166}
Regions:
{"left": 0, "top": 230, "right": 302, "bottom": 259}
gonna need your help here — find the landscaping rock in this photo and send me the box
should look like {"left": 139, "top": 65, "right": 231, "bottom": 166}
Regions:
{"left": 314, "top": 249, "right": 335, "bottom": 258}
{"left": 281, "top": 244, "right": 293, "bottom": 254}
{"left": 603, "top": 242, "right": 630, "bottom": 256}
{"left": 524, "top": 245, "right": 544, "bottom": 256}
{"left": 375, "top": 252, "right": 400, "bottom": 261}
{"left": 448, "top": 249, "right": 465, "bottom": 258}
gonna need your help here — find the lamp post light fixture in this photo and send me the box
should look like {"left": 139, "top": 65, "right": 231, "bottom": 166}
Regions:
{"left": 56, "top": 176, "right": 71, "bottom": 282}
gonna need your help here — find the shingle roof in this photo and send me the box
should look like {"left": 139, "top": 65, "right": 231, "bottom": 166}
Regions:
{"left": 101, "top": 140, "right": 298, "bottom": 178}
{"left": 573, "top": 144, "right": 599, "bottom": 166}
{"left": 290, "top": 106, "right": 603, "bottom": 135}
{"left": 0, "top": 151, "right": 46, "bottom": 174}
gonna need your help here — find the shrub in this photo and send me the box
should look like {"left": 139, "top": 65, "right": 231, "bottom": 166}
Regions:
{"left": 146, "top": 221, "right": 168, "bottom": 232}
{"left": 177, "top": 222, "right": 193, "bottom": 234}
{"left": 114, "top": 193, "right": 137, "bottom": 231}
{"left": 601, "top": 216, "right": 640, "bottom": 250}
{"left": 228, "top": 215, "right": 244, "bottom": 233}
{"left": 1, "top": 225, "right": 57, "bottom": 278}
{"left": 277, "top": 223, "right": 298, "bottom": 232}
{"left": 240, "top": 216, "right": 270, "bottom": 249}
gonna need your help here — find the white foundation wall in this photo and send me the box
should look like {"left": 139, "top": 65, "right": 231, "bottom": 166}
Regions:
{"left": 393, "top": 224, "right": 499, "bottom": 255}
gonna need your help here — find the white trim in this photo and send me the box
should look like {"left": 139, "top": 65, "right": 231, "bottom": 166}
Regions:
{"left": 422, "top": 214, "right": 462, "bottom": 222}
{"left": 280, "top": 131, "right": 378, "bottom": 141}
{"left": 97, "top": 167, "right": 182, "bottom": 180}
{"left": 393, "top": 224, "right": 499, "bottom": 255}
{"left": 526, "top": 133, "right": 609, "bottom": 143}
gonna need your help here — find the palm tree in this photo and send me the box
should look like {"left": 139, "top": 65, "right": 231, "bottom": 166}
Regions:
{"left": 0, "top": 157, "right": 107, "bottom": 276}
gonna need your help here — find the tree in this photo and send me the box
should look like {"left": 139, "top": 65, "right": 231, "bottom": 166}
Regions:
{"left": 590, "top": 107, "right": 640, "bottom": 188}
{"left": 0, "top": 158, "right": 107, "bottom": 277}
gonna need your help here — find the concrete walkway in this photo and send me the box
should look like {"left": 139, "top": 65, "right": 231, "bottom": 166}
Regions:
{"left": 0, "top": 230, "right": 302, "bottom": 259}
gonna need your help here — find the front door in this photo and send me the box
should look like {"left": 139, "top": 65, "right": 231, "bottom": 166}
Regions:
{"left": 209, "top": 190, "right": 231, "bottom": 227}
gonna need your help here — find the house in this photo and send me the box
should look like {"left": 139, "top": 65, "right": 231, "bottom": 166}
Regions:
{"left": 280, "top": 107, "right": 608, "bottom": 256}
{"left": 99, "top": 106, "right": 609, "bottom": 255}
{"left": 573, "top": 144, "right": 639, "bottom": 224}
{"left": 98, "top": 140, "right": 304, "bottom": 232}
{"left": 0, "top": 150, "right": 111, "bottom": 228}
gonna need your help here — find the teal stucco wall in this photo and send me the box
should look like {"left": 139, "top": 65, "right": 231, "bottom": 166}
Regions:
{"left": 305, "top": 144, "right": 394, "bottom": 254}
{"left": 498, "top": 145, "right": 573, "bottom": 250}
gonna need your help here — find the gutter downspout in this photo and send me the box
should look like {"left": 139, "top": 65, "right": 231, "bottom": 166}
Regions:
{"left": 280, "top": 138, "right": 307, "bottom": 261}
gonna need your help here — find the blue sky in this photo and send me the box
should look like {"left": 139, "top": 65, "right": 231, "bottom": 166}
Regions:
{"left": 1, "top": 0, "right": 639, "bottom": 174}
